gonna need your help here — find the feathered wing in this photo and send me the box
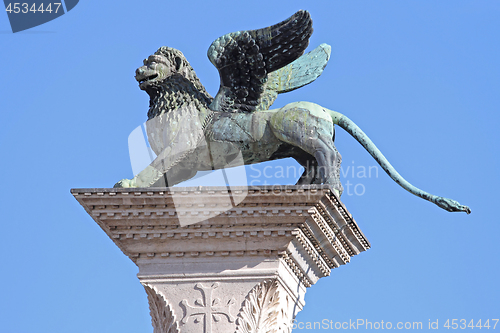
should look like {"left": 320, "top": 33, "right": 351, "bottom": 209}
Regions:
{"left": 207, "top": 10, "right": 313, "bottom": 112}
{"left": 257, "top": 43, "right": 331, "bottom": 111}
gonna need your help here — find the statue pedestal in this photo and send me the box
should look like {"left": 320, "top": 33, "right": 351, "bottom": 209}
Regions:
{"left": 72, "top": 185, "right": 370, "bottom": 333}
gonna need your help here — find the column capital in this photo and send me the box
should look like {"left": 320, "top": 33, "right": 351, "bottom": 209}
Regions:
{"left": 72, "top": 185, "right": 370, "bottom": 332}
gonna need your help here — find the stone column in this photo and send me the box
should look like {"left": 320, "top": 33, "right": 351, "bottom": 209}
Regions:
{"left": 72, "top": 185, "right": 370, "bottom": 333}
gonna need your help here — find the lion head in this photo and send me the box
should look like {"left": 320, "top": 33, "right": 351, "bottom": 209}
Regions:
{"left": 135, "top": 47, "right": 212, "bottom": 119}
{"left": 135, "top": 47, "right": 185, "bottom": 91}
{"left": 135, "top": 47, "right": 209, "bottom": 95}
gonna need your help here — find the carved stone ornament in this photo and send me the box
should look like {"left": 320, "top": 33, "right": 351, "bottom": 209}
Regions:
{"left": 236, "top": 279, "right": 291, "bottom": 333}
{"left": 72, "top": 185, "right": 371, "bottom": 333}
{"left": 180, "top": 282, "right": 236, "bottom": 333}
{"left": 144, "top": 285, "right": 179, "bottom": 333}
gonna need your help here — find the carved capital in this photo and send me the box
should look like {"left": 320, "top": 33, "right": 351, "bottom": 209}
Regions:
{"left": 236, "top": 279, "right": 292, "bottom": 333}
{"left": 73, "top": 186, "right": 370, "bottom": 333}
{"left": 144, "top": 285, "right": 179, "bottom": 333}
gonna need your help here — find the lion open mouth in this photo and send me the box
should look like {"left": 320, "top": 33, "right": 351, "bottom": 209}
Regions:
{"left": 138, "top": 73, "right": 158, "bottom": 85}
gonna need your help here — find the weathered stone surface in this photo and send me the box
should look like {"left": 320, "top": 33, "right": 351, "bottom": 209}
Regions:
{"left": 72, "top": 185, "right": 370, "bottom": 333}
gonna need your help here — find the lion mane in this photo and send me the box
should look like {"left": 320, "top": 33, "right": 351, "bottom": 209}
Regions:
{"left": 146, "top": 46, "right": 213, "bottom": 120}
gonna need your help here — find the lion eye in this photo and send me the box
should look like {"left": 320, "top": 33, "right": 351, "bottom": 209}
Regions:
{"left": 175, "top": 57, "right": 182, "bottom": 71}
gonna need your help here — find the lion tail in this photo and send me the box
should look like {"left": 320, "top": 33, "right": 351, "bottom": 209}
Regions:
{"left": 326, "top": 108, "right": 471, "bottom": 214}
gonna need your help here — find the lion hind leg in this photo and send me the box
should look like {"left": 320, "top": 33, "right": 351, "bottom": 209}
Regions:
{"left": 295, "top": 158, "right": 321, "bottom": 185}
{"left": 312, "top": 136, "right": 343, "bottom": 195}
{"left": 277, "top": 135, "right": 343, "bottom": 194}
{"left": 270, "top": 103, "right": 342, "bottom": 194}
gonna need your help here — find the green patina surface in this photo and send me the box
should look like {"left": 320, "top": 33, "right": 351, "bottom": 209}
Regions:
{"left": 115, "top": 11, "right": 470, "bottom": 214}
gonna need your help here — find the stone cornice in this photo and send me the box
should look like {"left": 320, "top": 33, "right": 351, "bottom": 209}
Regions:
{"left": 72, "top": 185, "right": 370, "bottom": 285}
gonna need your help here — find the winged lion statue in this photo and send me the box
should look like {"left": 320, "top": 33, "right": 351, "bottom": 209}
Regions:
{"left": 114, "top": 10, "right": 470, "bottom": 214}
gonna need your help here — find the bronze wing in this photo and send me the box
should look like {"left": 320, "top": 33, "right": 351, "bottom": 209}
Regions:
{"left": 207, "top": 10, "right": 313, "bottom": 112}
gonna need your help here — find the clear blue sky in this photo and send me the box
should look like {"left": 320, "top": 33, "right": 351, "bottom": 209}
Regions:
{"left": 1, "top": 1, "right": 499, "bottom": 332}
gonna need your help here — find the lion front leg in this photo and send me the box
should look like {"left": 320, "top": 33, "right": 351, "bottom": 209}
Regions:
{"left": 114, "top": 142, "right": 204, "bottom": 188}
{"left": 114, "top": 165, "right": 164, "bottom": 188}
{"left": 114, "top": 144, "right": 179, "bottom": 188}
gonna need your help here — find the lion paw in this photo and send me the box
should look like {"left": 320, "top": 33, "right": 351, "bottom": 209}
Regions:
{"left": 113, "top": 178, "right": 137, "bottom": 188}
